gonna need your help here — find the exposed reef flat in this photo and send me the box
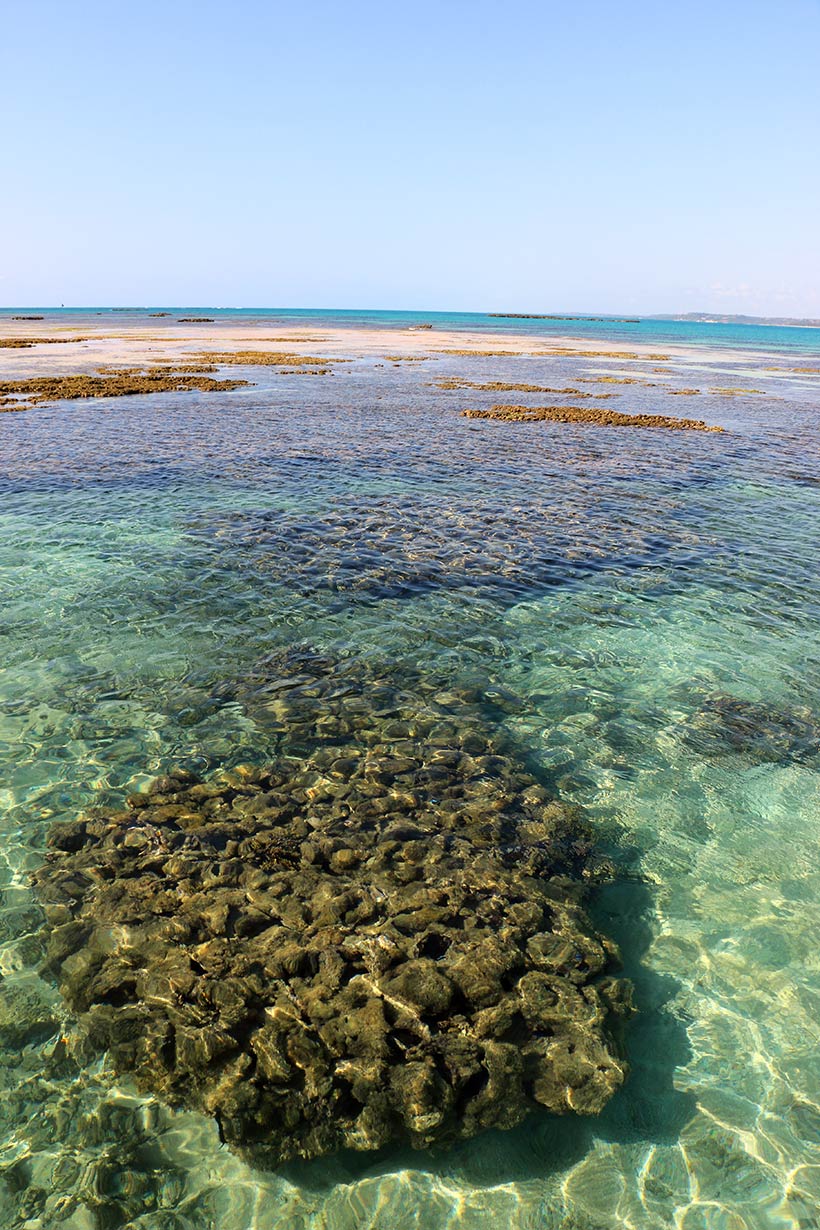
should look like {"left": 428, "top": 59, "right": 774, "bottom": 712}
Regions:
{"left": 0, "top": 367, "right": 249, "bottom": 412}
{"left": 33, "top": 648, "right": 630, "bottom": 1166}
{"left": 462, "top": 404, "right": 723, "bottom": 431}
{"left": 0, "top": 319, "right": 723, "bottom": 375}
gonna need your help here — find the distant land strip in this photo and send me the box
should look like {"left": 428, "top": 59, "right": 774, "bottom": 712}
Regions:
{"left": 488, "top": 314, "right": 641, "bottom": 322}
{"left": 652, "top": 312, "right": 820, "bottom": 327}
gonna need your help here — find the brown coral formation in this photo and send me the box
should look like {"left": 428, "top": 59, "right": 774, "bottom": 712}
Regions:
{"left": 196, "top": 350, "right": 342, "bottom": 374}
{"left": 98, "top": 364, "right": 219, "bottom": 375}
{"left": 708, "top": 388, "right": 765, "bottom": 396}
{"left": 461, "top": 404, "right": 723, "bottom": 431}
{"left": 0, "top": 368, "right": 249, "bottom": 412}
{"left": 577, "top": 377, "right": 658, "bottom": 387}
{"left": 0, "top": 336, "right": 88, "bottom": 349}
{"left": 177, "top": 317, "right": 215, "bottom": 322}
{"left": 436, "top": 349, "right": 670, "bottom": 361}
{"left": 436, "top": 379, "right": 617, "bottom": 397}
{"left": 764, "top": 366, "right": 820, "bottom": 374}
{"left": 540, "top": 350, "right": 670, "bottom": 361}
{"left": 33, "top": 649, "right": 630, "bottom": 1166}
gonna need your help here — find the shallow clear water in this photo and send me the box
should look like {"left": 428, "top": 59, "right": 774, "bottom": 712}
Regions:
{"left": 1, "top": 327, "right": 819, "bottom": 1228}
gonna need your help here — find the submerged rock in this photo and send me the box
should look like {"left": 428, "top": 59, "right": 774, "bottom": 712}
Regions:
{"left": 34, "top": 649, "right": 631, "bottom": 1166}
{"left": 683, "top": 693, "right": 820, "bottom": 764}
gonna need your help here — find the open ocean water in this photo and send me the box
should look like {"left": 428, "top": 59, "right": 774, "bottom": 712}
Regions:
{"left": 1, "top": 312, "right": 819, "bottom": 1229}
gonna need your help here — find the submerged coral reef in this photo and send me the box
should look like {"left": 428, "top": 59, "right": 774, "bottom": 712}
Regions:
{"left": 683, "top": 693, "right": 820, "bottom": 764}
{"left": 185, "top": 490, "right": 691, "bottom": 603}
{"left": 34, "top": 648, "right": 630, "bottom": 1166}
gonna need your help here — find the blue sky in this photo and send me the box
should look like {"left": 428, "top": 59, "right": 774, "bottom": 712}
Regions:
{"left": 3, "top": 0, "right": 819, "bottom": 314}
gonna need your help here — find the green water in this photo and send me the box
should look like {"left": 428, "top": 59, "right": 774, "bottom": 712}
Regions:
{"left": 1, "top": 339, "right": 819, "bottom": 1228}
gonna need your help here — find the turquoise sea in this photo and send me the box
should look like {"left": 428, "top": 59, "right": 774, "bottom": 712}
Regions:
{"left": 1, "top": 312, "right": 820, "bottom": 1228}
{"left": 4, "top": 306, "right": 820, "bottom": 356}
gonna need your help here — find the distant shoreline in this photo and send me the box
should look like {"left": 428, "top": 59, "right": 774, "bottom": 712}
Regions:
{"left": 2, "top": 308, "right": 820, "bottom": 330}
{"left": 650, "top": 313, "right": 820, "bottom": 329}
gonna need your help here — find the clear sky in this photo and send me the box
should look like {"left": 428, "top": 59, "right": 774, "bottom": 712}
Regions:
{"left": 3, "top": 0, "right": 819, "bottom": 315}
